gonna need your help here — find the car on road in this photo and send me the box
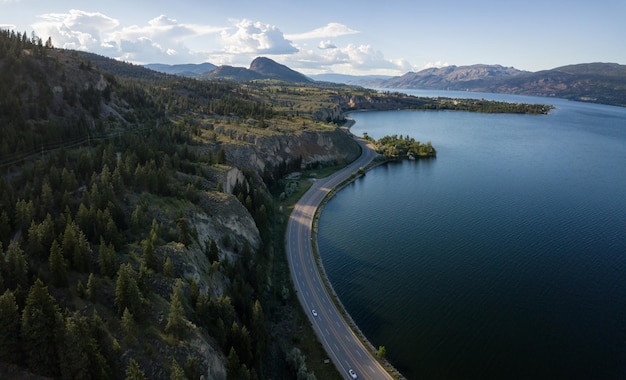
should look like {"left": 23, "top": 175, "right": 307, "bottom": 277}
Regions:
{"left": 311, "top": 309, "right": 318, "bottom": 317}
{"left": 349, "top": 368, "right": 357, "bottom": 379}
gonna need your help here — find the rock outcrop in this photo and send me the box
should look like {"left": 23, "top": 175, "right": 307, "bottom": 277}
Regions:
{"left": 225, "top": 128, "right": 360, "bottom": 179}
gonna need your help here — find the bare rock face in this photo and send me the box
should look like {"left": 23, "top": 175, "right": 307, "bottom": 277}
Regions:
{"left": 225, "top": 128, "right": 360, "bottom": 177}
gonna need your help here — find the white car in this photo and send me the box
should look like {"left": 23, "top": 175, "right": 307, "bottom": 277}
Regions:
{"left": 349, "top": 368, "right": 357, "bottom": 379}
{"left": 311, "top": 309, "right": 318, "bottom": 317}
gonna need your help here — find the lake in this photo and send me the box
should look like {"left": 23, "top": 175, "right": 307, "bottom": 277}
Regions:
{"left": 317, "top": 90, "right": 626, "bottom": 379}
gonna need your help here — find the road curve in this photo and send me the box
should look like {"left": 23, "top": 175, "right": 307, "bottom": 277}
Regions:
{"left": 286, "top": 135, "right": 393, "bottom": 380}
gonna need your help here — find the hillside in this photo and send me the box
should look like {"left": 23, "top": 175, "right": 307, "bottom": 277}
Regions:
{"left": 144, "top": 62, "right": 217, "bottom": 77}
{"left": 381, "top": 64, "right": 526, "bottom": 90}
{"left": 376, "top": 63, "right": 626, "bottom": 107}
{"left": 0, "top": 30, "right": 362, "bottom": 380}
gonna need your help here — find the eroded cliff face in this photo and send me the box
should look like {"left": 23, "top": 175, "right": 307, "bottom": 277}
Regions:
{"left": 224, "top": 128, "right": 360, "bottom": 179}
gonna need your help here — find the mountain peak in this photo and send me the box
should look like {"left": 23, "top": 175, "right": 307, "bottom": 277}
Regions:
{"left": 249, "top": 57, "right": 311, "bottom": 82}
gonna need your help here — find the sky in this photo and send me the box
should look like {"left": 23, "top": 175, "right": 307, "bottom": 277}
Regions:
{"left": 1, "top": 0, "right": 625, "bottom": 76}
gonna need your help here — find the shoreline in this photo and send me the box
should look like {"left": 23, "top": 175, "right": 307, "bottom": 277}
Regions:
{"left": 308, "top": 118, "right": 405, "bottom": 379}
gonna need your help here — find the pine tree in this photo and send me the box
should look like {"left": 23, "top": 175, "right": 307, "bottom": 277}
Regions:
{"left": 59, "top": 221, "right": 93, "bottom": 273}
{"left": 0, "top": 289, "right": 20, "bottom": 363}
{"left": 170, "top": 358, "right": 186, "bottom": 380}
{"left": 165, "top": 279, "right": 187, "bottom": 338}
{"left": 163, "top": 254, "right": 174, "bottom": 277}
{"left": 227, "top": 347, "right": 241, "bottom": 379}
{"left": 115, "top": 263, "right": 142, "bottom": 317}
{"left": 21, "top": 279, "right": 62, "bottom": 377}
{"left": 141, "top": 234, "right": 158, "bottom": 271}
{"left": 86, "top": 272, "right": 97, "bottom": 301}
{"left": 5, "top": 240, "right": 28, "bottom": 290}
{"left": 49, "top": 239, "right": 68, "bottom": 287}
{"left": 59, "top": 311, "right": 109, "bottom": 379}
{"left": 207, "top": 238, "right": 219, "bottom": 262}
{"left": 125, "top": 358, "right": 147, "bottom": 380}
{"left": 121, "top": 307, "right": 135, "bottom": 344}
{"left": 0, "top": 210, "right": 11, "bottom": 243}
{"left": 98, "top": 237, "right": 117, "bottom": 278}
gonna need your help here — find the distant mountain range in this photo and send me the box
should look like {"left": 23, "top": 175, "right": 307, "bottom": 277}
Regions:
{"left": 375, "top": 63, "right": 626, "bottom": 107}
{"left": 142, "top": 58, "right": 626, "bottom": 107}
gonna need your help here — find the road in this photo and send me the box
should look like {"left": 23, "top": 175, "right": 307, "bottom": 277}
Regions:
{"left": 286, "top": 135, "right": 393, "bottom": 380}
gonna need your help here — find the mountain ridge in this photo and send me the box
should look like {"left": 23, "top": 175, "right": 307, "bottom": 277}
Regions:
{"left": 144, "top": 62, "right": 217, "bottom": 77}
{"left": 143, "top": 57, "right": 626, "bottom": 107}
{"left": 374, "top": 62, "right": 626, "bottom": 107}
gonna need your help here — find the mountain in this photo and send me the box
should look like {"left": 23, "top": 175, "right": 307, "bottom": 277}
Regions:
{"left": 248, "top": 57, "right": 311, "bottom": 82}
{"left": 75, "top": 51, "right": 168, "bottom": 80}
{"left": 144, "top": 62, "right": 217, "bottom": 77}
{"left": 375, "top": 62, "right": 626, "bottom": 107}
{"left": 203, "top": 65, "right": 264, "bottom": 81}
{"left": 309, "top": 73, "right": 392, "bottom": 87}
{"left": 484, "top": 63, "right": 626, "bottom": 106}
{"left": 380, "top": 64, "right": 527, "bottom": 90}
{"left": 203, "top": 56, "right": 311, "bottom": 83}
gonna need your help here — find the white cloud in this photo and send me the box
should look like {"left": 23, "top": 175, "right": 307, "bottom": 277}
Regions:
{"left": 278, "top": 43, "right": 412, "bottom": 76}
{"left": 318, "top": 40, "right": 336, "bottom": 49}
{"left": 286, "top": 23, "right": 359, "bottom": 40}
{"left": 27, "top": 10, "right": 411, "bottom": 75}
{"left": 220, "top": 19, "right": 297, "bottom": 55}
{"left": 0, "top": 24, "right": 17, "bottom": 30}
{"left": 32, "top": 11, "right": 225, "bottom": 64}
{"left": 33, "top": 10, "right": 119, "bottom": 51}
{"left": 422, "top": 61, "right": 450, "bottom": 70}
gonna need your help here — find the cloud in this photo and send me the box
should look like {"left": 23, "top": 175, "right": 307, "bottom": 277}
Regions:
{"left": 32, "top": 11, "right": 225, "bottom": 64}
{"left": 279, "top": 43, "right": 413, "bottom": 76}
{"left": 33, "top": 9, "right": 119, "bottom": 51}
{"left": 27, "top": 10, "right": 410, "bottom": 75}
{"left": 318, "top": 40, "right": 336, "bottom": 49}
{"left": 0, "top": 24, "right": 17, "bottom": 30}
{"left": 220, "top": 19, "right": 297, "bottom": 55}
{"left": 421, "top": 61, "right": 450, "bottom": 70}
{"left": 286, "top": 23, "right": 359, "bottom": 40}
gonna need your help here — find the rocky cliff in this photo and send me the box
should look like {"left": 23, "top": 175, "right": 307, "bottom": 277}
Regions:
{"left": 224, "top": 128, "right": 361, "bottom": 180}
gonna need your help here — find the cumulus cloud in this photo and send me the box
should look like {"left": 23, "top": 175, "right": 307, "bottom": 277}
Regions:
{"left": 32, "top": 10, "right": 225, "bottom": 64}
{"left": 318, "top": 40, "right": 336, "bottom": 49}
{"left": 220, "top": 19, "right": 297, "bottom": 55}
{"left": 278, "top": 43, "right": 412, "bottom": 76}
{"left": 286, "top": 23, "right": 359, "bottom": 40}
{"left": 33, "top": 9, "right": 119, "bottom": 51}
{"left": 26, "top": 10, "right": 410, "bottom": 75}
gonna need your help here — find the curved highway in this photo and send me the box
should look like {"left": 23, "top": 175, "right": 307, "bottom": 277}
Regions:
{"left": 286, "top": 135, "right": 393, "bottom": 380}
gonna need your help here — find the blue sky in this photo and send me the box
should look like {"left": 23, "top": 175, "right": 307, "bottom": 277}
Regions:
{"left": 1, "top": 0, "right": 624, "bottom": 75}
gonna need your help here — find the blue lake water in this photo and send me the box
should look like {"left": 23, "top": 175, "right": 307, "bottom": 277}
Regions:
{"left": 317, "top": 90, "right": 626, "bottom": 379}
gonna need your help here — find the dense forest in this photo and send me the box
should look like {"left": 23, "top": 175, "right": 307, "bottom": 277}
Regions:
{"left": 0, "top": 29, "right": 321, "bottom": 380}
